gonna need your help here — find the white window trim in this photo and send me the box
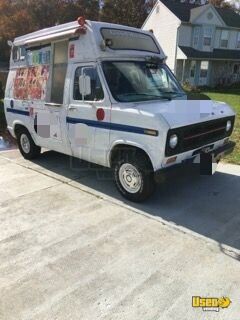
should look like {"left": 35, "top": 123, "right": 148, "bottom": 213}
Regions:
{"left": 220, "top": 30, "right": 229, "bottom": 49}
{"left": 203, "top": 26, "right": 213, "bottom": 47}
{"left": 199, "top": 61, "right": 209, "bottom": 79}
{"left": 236, "top": 32, "right": 240, "bottom": 49}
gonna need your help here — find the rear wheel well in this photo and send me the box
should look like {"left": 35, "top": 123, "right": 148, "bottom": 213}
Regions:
{"left": 14, "top": 124, "right": 28, "bottom": 137}
{"left": 110, "top": 144, "right": 153, "bottom": 171}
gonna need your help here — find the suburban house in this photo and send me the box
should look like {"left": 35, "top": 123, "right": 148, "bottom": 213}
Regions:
{"left": 142, "top": 0, "right": 240, "bottom": 87}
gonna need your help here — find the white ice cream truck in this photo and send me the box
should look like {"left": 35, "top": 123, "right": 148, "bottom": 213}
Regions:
{"left": 4, "top": 17, "right": 235, "bottom": 202}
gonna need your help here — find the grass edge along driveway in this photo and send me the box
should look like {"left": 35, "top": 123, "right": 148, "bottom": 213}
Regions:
{"left": 202, "top": 90, "right": 240, "bottom": 165}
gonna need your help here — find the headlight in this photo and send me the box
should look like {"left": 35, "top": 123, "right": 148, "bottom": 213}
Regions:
{"left": 226, "top": 120, "right": 232, "bottom": 132}
{"left": 169, "top": 134, "right": 178, "bottom": 149}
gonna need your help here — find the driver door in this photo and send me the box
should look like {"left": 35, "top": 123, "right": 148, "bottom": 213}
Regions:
{"left": 67, "top": 63, "right": 111, "bottom": 165}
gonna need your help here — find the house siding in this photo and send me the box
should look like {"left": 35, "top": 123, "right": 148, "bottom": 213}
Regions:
{"left": 142, "top": 1, "right": 180, "bottom": 72}
{"left": 178, "top": 24, "right": 192, "bottom": 47}
{"left": 214, "top": 29, "right": 221, "bottom": 48}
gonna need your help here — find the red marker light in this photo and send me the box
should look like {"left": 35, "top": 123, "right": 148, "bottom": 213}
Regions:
{"left": 96, "top": 108, "right": 105, "bottom": 121}
{"left": 76, "top": 16, "right": 87, "bottom": 35}
{"left": 77, "top": 16, "right": 86, "bottom": 26}
{"left": 69, "top": 44, "right": 75, "bottom": 58}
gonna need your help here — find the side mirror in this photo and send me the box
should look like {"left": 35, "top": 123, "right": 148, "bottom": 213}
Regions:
{"left": 79, "top": 75, "right": 91, "bottom": 97}
{"left": 7, "top": 40, "right": 13, "bottom": 47}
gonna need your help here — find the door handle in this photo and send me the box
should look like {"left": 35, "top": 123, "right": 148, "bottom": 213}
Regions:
{"left": 68, "top": 106, "right": 77, "bottom": 111}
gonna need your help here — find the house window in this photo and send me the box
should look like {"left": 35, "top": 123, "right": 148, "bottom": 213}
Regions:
{"left": 200, "top": 61, "right": 209, "bottom": 78}
{"left": 237, "top": 33, "right": 240, "bottom": 49}
{"left": 19, "top": 47, "right": 26, "bottom": 61}
{"left": 12, "top": 46, "right": 19, "bottom": 61}
{"left": 233, "top": 64, "right": 239, "bottom": 74}
{"left": 12, "top": 46, "right": 26, "bottom": 61}
{"left": 220, "top": 30, "right": 229, "bottom": 48}
{"left": 203, "top": 26, "right": 213, "bottom": 46}
{"left": 193, "top": 27, "right": 200, "bottom": 48}
{"left": 207, "top": 12, "right": 213, "bottom": 20}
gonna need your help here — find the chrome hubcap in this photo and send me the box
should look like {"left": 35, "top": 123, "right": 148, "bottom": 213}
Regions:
{"left": 20, "top": 134, "right": 30, "bottom": 154}
{"left": 119, "top": 163, "right": 142, "bottom": 194}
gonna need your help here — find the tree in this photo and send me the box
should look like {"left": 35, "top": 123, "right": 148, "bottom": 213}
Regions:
{"left": 61, "top": 0, "right": 100, "bottom": 22}
{"left": 100, "top": 0, "right": 148, "bottom": 28}
{"left": 0, "top": 0, "right": 101, "bottom": 61}
{"left": 0, "top": 0, "right": 35, "bottom": 61}
{"left": 24, "top": 0, "right": 61, "bottom": 29}
{"left": 25, "top": 0, "right": 99, "bottom": 29}
{"left": 208, "top": 0, "right": 232, "bottom": 8}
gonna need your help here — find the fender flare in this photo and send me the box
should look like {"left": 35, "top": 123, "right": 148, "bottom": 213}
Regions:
{"left": 108, "top": 140, "right": 155, "bottom": 169}
{"left": 12, "top": 120, "right": 37, "bottom": 144}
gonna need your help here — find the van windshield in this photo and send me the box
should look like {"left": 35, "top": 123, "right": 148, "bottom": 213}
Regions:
{"left": 102, "top": 61, "right": 184, "bottom": 103}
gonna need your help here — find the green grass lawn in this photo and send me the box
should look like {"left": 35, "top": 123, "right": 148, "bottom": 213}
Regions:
{"left": 200, "top": 89, "right": 240, "bottom": 165}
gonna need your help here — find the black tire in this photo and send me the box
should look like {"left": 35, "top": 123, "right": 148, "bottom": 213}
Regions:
{"left": 16, "top": 127, "right": 41, "bottom": 160}
{"left": 113, "top": 150, "right": 156, "bottom": 202}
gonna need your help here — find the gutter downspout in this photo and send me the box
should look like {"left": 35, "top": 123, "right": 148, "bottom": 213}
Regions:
{"left": 174, "top": 23, "right": 181, "bottom": 75}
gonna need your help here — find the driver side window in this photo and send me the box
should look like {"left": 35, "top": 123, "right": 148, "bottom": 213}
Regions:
{"left": 73, "top": 66, "right": 104, "bottom": 101}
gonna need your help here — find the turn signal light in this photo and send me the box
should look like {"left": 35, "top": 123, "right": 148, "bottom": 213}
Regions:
{"left": 77, "top": 16, "right": 86, "bottom": 26}
{"left": 166, "top": 156, "right": 177, "bottom": 165}
{"left": 144, "top": 129, "right": 158, "bottom": 136}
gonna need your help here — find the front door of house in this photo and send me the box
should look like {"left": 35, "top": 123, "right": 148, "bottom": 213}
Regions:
{"left": 199, "top": 61, "right": 209, "bottom": 86}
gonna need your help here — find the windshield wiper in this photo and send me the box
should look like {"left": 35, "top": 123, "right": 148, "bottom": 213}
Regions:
{"left": 163, "top": 91, "right": 185, "bottom": 96}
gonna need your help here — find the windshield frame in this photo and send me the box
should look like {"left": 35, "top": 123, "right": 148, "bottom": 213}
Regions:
{"left": 101, "top": 60, "right": 185, "bottom": 104}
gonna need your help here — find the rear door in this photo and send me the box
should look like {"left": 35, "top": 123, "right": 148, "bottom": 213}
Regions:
{"left": 67, "top": 63, "right": 111, "bottom": 165}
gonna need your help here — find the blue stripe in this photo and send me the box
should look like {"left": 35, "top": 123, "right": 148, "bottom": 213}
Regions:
{"left": 5, "top": 109, "right": 158, "bottom": 136}
{"left": 7, "top": 108, "right": 30, "bottom": 116}
{"left": 66, "top": 117, "right": 158, "bottom": 136}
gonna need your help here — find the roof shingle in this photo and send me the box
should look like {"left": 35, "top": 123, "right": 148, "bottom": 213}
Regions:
{"left": 215, "top": 7, "right": 240, "bottom": 28}
{"left": 179, "top": 46, "right": 240, "bottom": 60}
{"left": 161, "top": 0, "right": 200, "bottom": 22}
{"left": 161, "top": 0, "right": 240, "bottom": 28}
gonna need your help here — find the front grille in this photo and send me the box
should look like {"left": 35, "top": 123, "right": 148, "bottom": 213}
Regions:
{"left": 165, "top": 116, "right": 235, "bottom": 157}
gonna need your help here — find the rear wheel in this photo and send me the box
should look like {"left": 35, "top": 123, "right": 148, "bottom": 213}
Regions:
{"left": 16, "top": 127, "right": 41, "bottom": 160}
{"left": 113, "top": 150, "right": 155, "bottom": 202}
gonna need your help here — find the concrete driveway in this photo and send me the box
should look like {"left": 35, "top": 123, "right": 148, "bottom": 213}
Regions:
{"left": 0, "top": 149, "right": 240, "bottom": 320}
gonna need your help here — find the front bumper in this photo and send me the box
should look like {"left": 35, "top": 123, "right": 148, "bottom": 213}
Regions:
{"left": 199, "top": 141, "right": 235, "bottom": 175}
{"left": 155, "top": 141, "right": 235, "bottom": 179}
{"left": 211, "top": 140, "right": 235, "bottom": 159}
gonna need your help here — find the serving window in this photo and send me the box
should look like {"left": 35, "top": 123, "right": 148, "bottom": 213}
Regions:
{"left": 51, "top": 41, "right": 68, "bottom": 104}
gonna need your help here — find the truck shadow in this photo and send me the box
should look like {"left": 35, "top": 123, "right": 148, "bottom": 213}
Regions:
{"left": 32, "top": 150, "right": 240, "bottom": 259}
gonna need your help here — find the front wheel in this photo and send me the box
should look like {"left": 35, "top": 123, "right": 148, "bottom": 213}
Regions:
{"left": 16, "top": 127, "right": 41, "bottom": 160}
{"left": 113, "top": 151, "right": 156, "bottom": 202}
